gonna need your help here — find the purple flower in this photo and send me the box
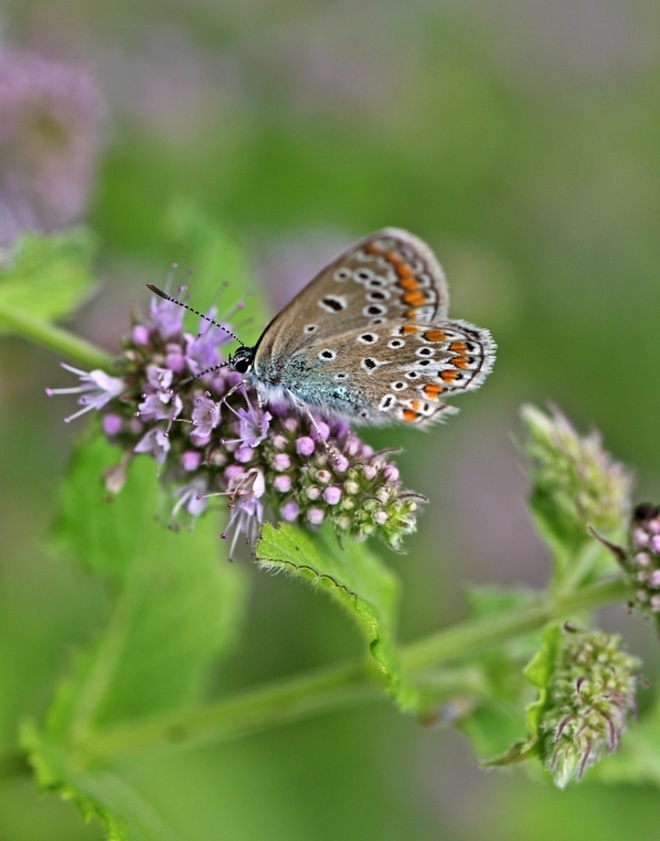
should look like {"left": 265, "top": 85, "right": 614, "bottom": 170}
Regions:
{"left": 149, "top": 288, "right": 186, "bottom": 340}
{"left": 165, "top": 343, "right": 186, "bottom": 373}
{"left": 135, "top": 363, "right": 184, "bottom": 423}
{"left": 227, "top": 466, "right": 266, "bottom": 501}
{"left": 627, "top": 504, "right": 660, "bottom": 621}
{"left": 234, "top": 447, "right": 255, "bottom": 464}
{"left": 102, "top": 413, "right": 123, "bottom": 437}
{"left": 280, "top": 501, "right": 300, "bottom": 522}
{"left": 190, "top": 394, "right": 221, "bottom": 447}
{"left": 132, "top": 324, "right": 150, "bottom": 346}
{"left": 146, "top": 364, "right": 174, "bottom": 391}
{"left": 236, "top": 405, "right": 272, "bottom": 448}
{"left": 171, "top": 478, "right": 208, "bottom": 523}
{"left": 183, "top": 309, "right": 233, "bottom": 374}
{"left": 221, "top": 391, "right": 272, "bottom": 450}
{"left": 273, "top": 453, "right": 291, "bottom": 472}
{"left": 323, "top": 486, "right": 342, "bottom": 505}
{"left": 307, "top": 508, "right": 325, "bottom": 526}
{"left": 134, "top": 427, "right": 170, "bottom": 464}
{"left": 46, "top": 364, "right": 125, "bottom": 423}
{"left": 273, "top": 475, "right": 292, "bottom": 493}
{"left": 181, "top": 450, "right": 202, "bottom": 472}
{"left": 221, "top": 467, "right": 266, "bottom": 558}
{"left": 136, "top": 390, "right": 183, "bottom": 423}
{"left": 296, "top": 436, "right": 315, "bottom": 457}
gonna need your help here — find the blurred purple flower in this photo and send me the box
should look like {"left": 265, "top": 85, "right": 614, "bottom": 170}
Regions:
{"left": 134, "top": 427, "right": 171, "bottom": 464}
{"left": 184, "top": 311, "right": 235, "bottom": 374}
{"left": 0, "top": 50, "right": 103, "bottom": 246}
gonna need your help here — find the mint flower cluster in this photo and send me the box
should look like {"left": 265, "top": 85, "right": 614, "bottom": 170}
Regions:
{"left": 589, "top": 502, "right": 660, "bottom": 624}
{"left": 539, "top": 628, "right": 640, "bottom": 787}
{"left": 626, "top": 503, "right": 660, "bottom": 621}
{"left": 48, "top": 287, "right": 425, "bottom": 554}
{"left": 520, "top": 404, "right": 633, "bottom": 545}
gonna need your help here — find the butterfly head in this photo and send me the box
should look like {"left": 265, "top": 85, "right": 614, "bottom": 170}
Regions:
{"left": 229, "top": 345, "right": 255, "bottom": 375}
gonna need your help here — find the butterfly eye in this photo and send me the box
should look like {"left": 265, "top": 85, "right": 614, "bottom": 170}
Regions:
{"left": 230, "top": 347, "right": 255, "bottom": 374}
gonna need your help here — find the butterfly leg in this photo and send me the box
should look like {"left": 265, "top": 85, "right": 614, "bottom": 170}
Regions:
{"left": 286, "top": 390, "right": 341, "bottom": 463}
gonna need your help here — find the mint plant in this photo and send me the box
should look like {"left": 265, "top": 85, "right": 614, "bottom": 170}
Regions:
{"left": 1, "top": 222, "right": 657, "bottom": 840}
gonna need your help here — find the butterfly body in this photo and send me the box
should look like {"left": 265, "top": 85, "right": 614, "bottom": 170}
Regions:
{"left": 229, "top": 229, "right": 496, "bottom": 426}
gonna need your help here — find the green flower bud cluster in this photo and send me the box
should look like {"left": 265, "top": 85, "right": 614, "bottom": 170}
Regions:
{"left": 521, "top": 405, "right": 632, "bottom": 548}
{"left": 539, "top": 627, "right": 640, "bottom": 787}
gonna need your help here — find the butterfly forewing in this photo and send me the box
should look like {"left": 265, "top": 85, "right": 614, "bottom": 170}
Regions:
{"left": 255, "top": 229, "right": 450, "bottom": 364}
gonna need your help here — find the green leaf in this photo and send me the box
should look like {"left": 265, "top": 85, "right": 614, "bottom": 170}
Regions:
{"left": 522, "top": 622, "right": 561, "bottom": 737}
{"left": 22, "top": 720, "right": 179, "bottom": 841}
{"left": 480, "top": 622, "right": 561, "bottom": 768}
{"left": 256, "top": 522, "right": 418, "bottom": 710}
{"left": 0, "top": 229, "right": 96, "bottom": 333}
{"left": 161, "top": 198, "right": 270, "bottom": 347}
{"left": 53, "top": 429, "right": 249, "bottom": 723}
{"left": 454, "top": 587, "right": 541, "bottom": 760}
{"left": 23, "top": 429, "right": 249, "bottom": 836}
{"left": 462, "top": 701, "right": 532, "bottom": 763}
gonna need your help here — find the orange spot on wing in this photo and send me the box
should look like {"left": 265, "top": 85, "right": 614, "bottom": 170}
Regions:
{"left": 451, "top": 356, "right": 469, "bottom": 369}
{"left": 364, "top": 243, "right": 381, "bottom": 255}
{"left": 398, "top": 276, "right": 419, "bottom": 291}
{"left": 440, "top": 370, "right": 458, "bottom": 383}
{"left": 401, "top": 323, "right": 420, "bottom": 335}
{"left": 424, "top": 329, "right": 446, "bottom": 342}
{"left": 385, "top": 250, "right": 402, "bottom": 264}
{"left": 396, "top": 263, "right": 415, "bottom": 279}
{"left": 403, "top": 409, "right": 418, "bottom": 423}
{"left": 423, "top": 383, "right": 444, "bottom": 400}
{"left": 403, "top": 291, "right": 427, "bottom": 307}
{"left": 449, "top": 341, "right": 467, "bottom": 353}
{"left": 411, "top": 399, "right": 422, "bottom": 411}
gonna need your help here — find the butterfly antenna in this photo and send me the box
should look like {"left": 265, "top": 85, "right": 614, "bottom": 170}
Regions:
{"left": 146, "top": 284, "right": 244, "bottom": 346}
{"left": 178, "top": 360, "right": 232, "bottom": 387}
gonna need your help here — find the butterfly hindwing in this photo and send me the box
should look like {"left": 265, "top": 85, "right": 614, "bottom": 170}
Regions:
{"left": 254, "top": 317, "right": 494, "bottom": 426}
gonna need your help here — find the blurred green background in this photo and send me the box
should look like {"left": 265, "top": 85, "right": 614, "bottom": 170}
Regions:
{"left": 1, "top": 0, "right": 659, "bottom": 838}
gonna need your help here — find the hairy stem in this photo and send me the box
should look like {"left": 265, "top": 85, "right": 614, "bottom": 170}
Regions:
{"left": 84, "top": 576, "right": 629, "bottom": 763}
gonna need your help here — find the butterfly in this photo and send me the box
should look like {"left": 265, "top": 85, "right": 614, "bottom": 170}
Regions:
{"left": 148, "top": 228, "right": 495, "bottom": 426}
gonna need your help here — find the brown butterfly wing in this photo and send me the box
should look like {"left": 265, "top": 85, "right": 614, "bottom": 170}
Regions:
{"left": 276, "top": 318, "right": 495, "bottom": 426}
{"left": 255, "top": 229, "right": 449, "bottom": 365}
{"left": 251, "top": 229, "right": 495, "bottom": 426}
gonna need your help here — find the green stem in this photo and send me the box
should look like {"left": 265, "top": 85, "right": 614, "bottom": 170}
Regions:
{"left": 86, "top": 660, "right": 375, "bottom": 761}
{"left": 400, "top": 576, "right": 628, "bottom": 673}
{"left": 554, "top": 540, "right": 603, "bottom": 597}
{"left": 0, "top": 302, "right": 114, "bottom": 370}
{"left": 85, "top": 576, "right": 629, "bottom": 763}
